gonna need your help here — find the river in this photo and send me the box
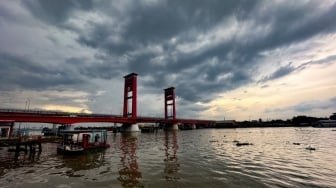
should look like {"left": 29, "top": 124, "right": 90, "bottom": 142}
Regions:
{"left": 0, "top": 127, "right": 335, "bottom": 188}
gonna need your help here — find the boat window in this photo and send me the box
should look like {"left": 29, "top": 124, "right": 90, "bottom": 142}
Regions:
{"left": 95, "top": 134, "right": 100, "bottom": 142}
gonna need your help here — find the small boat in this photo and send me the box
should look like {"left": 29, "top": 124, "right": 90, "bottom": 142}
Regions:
{"left": 313, "top": 120, "right": 336, "bottom": 127}
{"left": 305, "top": 145, "right": 316, "bottom": 151}
{"left": 140, "top": 127, "right": 156, "bottom": 133}
{"left": 139, "top": 123, "right": 159, "bottom": 133}
{"left": 236, "top": 142, "right": 253, "bottom": 146}
{"left": 57, "top": 129, "right": 110, "bottom": 155}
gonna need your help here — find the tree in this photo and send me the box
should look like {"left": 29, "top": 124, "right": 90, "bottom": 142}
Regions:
{"left": 330, "top": 113, "right": 336, "bottom": 120}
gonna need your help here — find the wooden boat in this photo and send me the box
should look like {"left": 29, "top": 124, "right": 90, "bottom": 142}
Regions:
{"left": 57, "top": 129, "right": 110, "bottom": 155}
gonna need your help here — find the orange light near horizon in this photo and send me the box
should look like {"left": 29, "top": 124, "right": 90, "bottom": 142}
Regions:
{"left": 41, "top": 105, "right": 91, "bottom": 114}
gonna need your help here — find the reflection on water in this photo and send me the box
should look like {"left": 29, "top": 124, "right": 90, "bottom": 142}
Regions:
{"left": 163, "top": 131, "right": 179, "bottom": 181}
{"left": 14, "top": 151, "right": 41, "bottom": 164}
{"left": 0, "top": 127, "right": 336, "bottom": 188}
{"left": 0, "top": 151, "right": 41, "bottom": 176}
{"left": 118, "top": 133, "right": 143, "bottom": 188}
{"left": 60, "top": 152, "right": 106, "bottom": 172}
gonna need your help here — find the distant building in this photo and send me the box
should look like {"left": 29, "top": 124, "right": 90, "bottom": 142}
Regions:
{"left": 216, "top": 120, "right": 237, "bottom": 128}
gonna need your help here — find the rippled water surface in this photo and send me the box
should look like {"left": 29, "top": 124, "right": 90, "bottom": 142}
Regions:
{"left": 1, "top": 127, "right": 336, "bottom": 188}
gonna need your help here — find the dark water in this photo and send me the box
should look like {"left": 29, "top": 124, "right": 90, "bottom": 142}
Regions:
{"left": 0, "top": 127, "right": 336, "bottom": 188}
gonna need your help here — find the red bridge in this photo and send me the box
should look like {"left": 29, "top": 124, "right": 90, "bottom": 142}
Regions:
{"left": 0, "top": 73, "right": 215, "bottom": 131}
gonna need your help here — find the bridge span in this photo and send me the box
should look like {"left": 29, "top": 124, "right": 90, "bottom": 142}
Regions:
{"left": 0, "top": 73, "right": 215, "bottom": 131}
{"left": 0, "top": 109, "right": 214, "bottom": 126}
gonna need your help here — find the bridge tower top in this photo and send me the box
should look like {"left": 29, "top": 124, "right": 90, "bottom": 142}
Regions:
{"left": 164, "top": 87, "right": 176, "bottom": 120}
{"left": 123, "top": 73, "right": 138, "bottom": 118}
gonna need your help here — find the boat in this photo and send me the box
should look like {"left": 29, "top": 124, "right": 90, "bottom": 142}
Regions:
{"left": 41, "top": 127, "right": 57, "bottom": 136}
{"left": 313, "top": 120, "right": 336, "bottom": 128}
{"left": 139, "top": 123, "right": 159, "bottom": 133}
{"left": 57, "top": 129, "right": 110, "bottom": 155}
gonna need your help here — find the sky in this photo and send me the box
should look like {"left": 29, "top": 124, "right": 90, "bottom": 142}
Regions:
{"left": 0, "top": 0, "right": 335, "bottom": 121}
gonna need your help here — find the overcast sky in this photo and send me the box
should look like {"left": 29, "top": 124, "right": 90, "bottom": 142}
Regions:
{"left": 0, "top": 0, "right": 335, "bottom": 121}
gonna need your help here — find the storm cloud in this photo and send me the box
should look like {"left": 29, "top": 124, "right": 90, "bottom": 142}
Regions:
{"left": 0, "top": 0, "right": 335, "bottom": 119}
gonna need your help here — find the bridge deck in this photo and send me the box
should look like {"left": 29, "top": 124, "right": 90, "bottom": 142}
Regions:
{"left": 0, "top": 109, "right": 215, "bottom": 125}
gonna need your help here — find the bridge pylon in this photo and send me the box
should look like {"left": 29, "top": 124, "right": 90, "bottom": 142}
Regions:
{"left": 123, "top": 73, "right": 138, "bottom": 118}
{"left": 122, "top": 73, "right": 139, "bottom": 132}
{"left": 164, "top": 87, "right": 178, "bottom": 130}
{"left": 164, "top": 87, "right": 176, "bottom": 120}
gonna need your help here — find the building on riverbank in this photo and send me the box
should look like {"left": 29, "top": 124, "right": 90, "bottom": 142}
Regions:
{"left": 0, "top": 120, "right": 14, "bottom": 138}
{"left": 215, "top": 120, "right": 237, "bottom": 128}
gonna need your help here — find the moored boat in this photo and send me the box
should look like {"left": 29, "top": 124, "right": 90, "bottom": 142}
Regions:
{"left": 57, "top": 129, "right": 110, "bottom": 155}
{"left": 313, "top": 120, "right": 336, "bottom": 128}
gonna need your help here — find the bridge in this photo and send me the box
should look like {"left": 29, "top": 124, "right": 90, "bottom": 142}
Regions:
{"left": 0, "top": 73, "right": 215, "bottom": 132}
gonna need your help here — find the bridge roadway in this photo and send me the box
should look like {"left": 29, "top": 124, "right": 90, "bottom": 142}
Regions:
{"left": 0, "top": 109, "right": 215, "bottom": 126}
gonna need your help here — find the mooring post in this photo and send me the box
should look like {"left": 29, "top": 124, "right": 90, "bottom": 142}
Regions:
{"left": 29, "top": 143, "right": 33, "bottom": 153}
{"left": 38, "top": 142, "right": 42, "bottom": 153}
{"left": 15, "top": 142, "right": 20, "bottom": 154}
{"left": 24, "top": 143, "right": 27, "bottom": 154}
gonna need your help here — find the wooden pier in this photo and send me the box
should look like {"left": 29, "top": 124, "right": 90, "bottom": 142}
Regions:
{"left": 6, "top": 136, "right": 42, "bottom": 156}
{"left": 0, "top": 135, "right": 61, "bottom": 155}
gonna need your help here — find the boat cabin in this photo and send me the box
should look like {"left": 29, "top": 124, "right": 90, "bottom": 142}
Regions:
{"left": 57, "top": 129, "right": 109, "bottom": 154}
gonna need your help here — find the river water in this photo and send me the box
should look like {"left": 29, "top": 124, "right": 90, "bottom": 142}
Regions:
{"left": 0, "top": 127, "right": 335, "bottom": 188}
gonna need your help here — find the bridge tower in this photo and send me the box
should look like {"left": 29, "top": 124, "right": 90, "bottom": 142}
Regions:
{"left": 164, "top": 87, "right": 178, "bottom": 130}
{"left": 123, "top": 73, "right": 138, "bottom": 118}
{"left": 122, "top": 73, "right": 139, "bottom": 132}
{"left": 164, "top": 87, "right": 176, "bottom": 120}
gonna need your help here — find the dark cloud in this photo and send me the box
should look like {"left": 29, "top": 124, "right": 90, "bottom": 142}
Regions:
{"left": 121, "top": 0, "right": 260, "bottom": 43}
{"left": 261, "top": 53, "right": 336, "bottom": 83}
{"left": 265, "top": 97, "right": 336, "bottom": 114}
{"left": 0, "top": 53, "right": 85, "bottom": 91}
{"left": 39, "top": 0, "right": 335, "bottom": 104}
{"left": 65, "top": 57, "right": 125, "bottom": 80}
{"left": 298, "top": 54, "right": 336, "bottom": 71}
{"left": 72, "top": 0, "right": 262, "bottom": 87}
{"left": 173, "top": 69, "right": 251, "bottom": 103}
{"left": 292, "top": 97, "right": 336, "bottom": 113}
{"left": 1, "top": 0, "right": 335, "bottom": 118}
{"left": 176, "top": 100, "right": 211, "bottom": 119}
{"left": 260, "top": 63, "right": 295, "bottom": 82}
{"left": 247, "top": 2, "right": 336, "bottom": 52}
{"left": 74, "top": 0, "right": 260, "bottom": 49}
{"left": 23, "top": 0, "right": 94, "bottom": 25}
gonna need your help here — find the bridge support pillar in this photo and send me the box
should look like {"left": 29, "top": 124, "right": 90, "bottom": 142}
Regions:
{"left": 164, "top": 123, "right": 179, "bottom": 131}
{"left": 8, "top": 122, "right": 14, "bottom": 138}
{"left": 171, "top": 123, "right": 179, "bottom": 130}
{"left": 121, "top": 123, "right": 140, "bottom": 132}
